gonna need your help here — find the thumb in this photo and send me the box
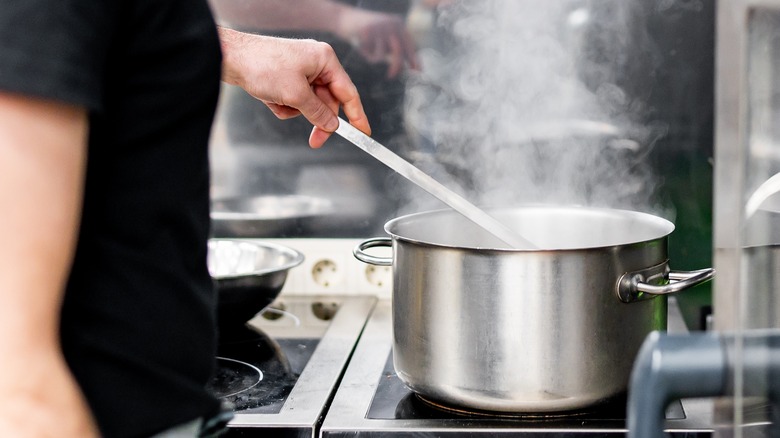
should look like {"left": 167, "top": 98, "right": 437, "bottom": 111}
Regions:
{"left": 298, "top": 90, "right": 339, "bottom": 133}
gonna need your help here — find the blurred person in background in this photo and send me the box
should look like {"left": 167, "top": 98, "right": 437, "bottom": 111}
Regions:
{"left": 0, "top": 1, "right": 369, "bottom": 437}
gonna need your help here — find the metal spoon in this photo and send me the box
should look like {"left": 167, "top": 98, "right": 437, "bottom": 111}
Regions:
{"left": 334, "top": 117, "right": 537, "bottom": 249}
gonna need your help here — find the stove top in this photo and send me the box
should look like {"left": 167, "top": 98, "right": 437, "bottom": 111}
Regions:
{"left": 214, "top": 295, "right": 375, "bottom": 436}
{"left": 210, "top": 329, "right": 319, "bottom": 414}
{"left": 320, "top": 299, "right": 715, "bottom": 437}
{"left": 211, "top": 294, "right": 715, "bottom": 437}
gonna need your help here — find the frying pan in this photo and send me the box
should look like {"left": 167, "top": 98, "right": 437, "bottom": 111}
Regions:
{"left": 208, "top": 239, "right": 304, "bottom": 331}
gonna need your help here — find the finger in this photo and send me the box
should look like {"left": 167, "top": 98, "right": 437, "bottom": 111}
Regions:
{"left": 368, "top": 32, "right": 385, "bottom": 64}
{"left": 309, "top": 126, "right": 331, "bottom": 149}
{"left": 386, "top": 33, "right": 404, "bottom": 79}
{"left": 318, "top": 66, "right": 371, "bottom": 136}
{"left": 358, "top": 30, "right": 382, "bottom": 64}
{"left": 265, "top": 102, "right": 302, "bottom": 120}
{"left": 314, "top": 84, "right": 341, "bottom": 119}
{"left": 307, "top": 85, "right": 341, "bottom": 148}
{"left": 401, "top": 32, "right": 420, "bottom": 71}
{"left": 294, "top": 86, "right": 339, "bottom": 134}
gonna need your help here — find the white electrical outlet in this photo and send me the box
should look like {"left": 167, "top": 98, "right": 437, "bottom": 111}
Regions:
{"left": 262, "top": 238, "right": 392, "bottom": 299}
{"left": 363, "top": 265, "right": 392, "bottom": 289}
{"left": 311, "top": 259, "right": 341, "bottom": 288}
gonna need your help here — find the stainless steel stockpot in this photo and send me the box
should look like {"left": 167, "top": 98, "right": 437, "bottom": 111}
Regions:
{"left": 354, "top": 206, "right": 713, "bottom": 413}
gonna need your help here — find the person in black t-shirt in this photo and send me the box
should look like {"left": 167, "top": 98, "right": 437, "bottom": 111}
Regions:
{"left": 0, "top": 1, "right": 370, "bottom": 437}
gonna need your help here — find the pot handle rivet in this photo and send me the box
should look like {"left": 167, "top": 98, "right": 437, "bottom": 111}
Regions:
{"left": 353, "top": 237, "right": 393, "bottom": 266}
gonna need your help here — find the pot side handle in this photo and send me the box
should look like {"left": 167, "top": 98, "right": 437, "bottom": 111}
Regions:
{"left": 353, "top": 237, "right": 393, "bottom": 266}
{"left": 617, "top": 261, "right": 715, "bottom": 304}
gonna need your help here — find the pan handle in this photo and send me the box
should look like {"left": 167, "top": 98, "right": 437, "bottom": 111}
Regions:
{"left": 617, "top": 261, "right": 714, "bottom": 303}
{"left": 353, "top": 237, "right": 393, "bottom": 266}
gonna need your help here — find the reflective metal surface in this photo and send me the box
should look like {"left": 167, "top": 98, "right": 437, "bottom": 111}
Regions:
{"left": 713, "top": 1, "right": 780, "bottom": 435}
{"left": 210, "top": 195, "right": 335, "bottom": 238}
{"left": 375, "top": 206, "right": 710, "bottom": 412}
{"left": 320, "top": 299, "right": 714, "bottom": 437}
{"left": 208, "top": 239, "right": 304, "bottom": 329}
{"left": 221, "top": 295, "right": 376, "bottom": 436}
{"left": 385, "top": 206, "right": 674, "bottom": 250}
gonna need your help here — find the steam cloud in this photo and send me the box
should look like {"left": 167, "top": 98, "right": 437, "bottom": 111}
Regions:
{"left": 402, "top": 0, "right": 672, "bottom": 219}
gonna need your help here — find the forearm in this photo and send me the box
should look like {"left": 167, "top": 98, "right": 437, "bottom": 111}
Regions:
{"left": 0, "top": 92, "right": 97, "bottom": 437}
{"left": 209, "top": 0, "right": 346, "bottom": 34}
{"left": 0, "top": 93, "right": 86, "bottom": 348}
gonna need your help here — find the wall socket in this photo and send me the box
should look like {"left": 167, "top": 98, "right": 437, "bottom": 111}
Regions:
{"left": 263, "top": 238, "right": 392, "bottom": 299}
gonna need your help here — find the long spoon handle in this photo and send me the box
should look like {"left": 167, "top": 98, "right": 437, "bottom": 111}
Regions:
{"left": 334, "top": 117, "right": 537, "bottom": 249}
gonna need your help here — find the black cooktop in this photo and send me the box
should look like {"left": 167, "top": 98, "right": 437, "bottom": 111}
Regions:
{"left": 209, "top": 327, "right": 319, "bottom": 414}
{"left": 365, "top": 351, "right": 685, "bottom": 426}
{"left": 208, "top": 295, "right": 376, "bottom": 436}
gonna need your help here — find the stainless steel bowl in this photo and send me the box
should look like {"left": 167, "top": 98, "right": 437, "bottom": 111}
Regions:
{"left": 208, "top": 239, "right": 304, "bottom": 330}
{"left": 210, "top": 195, "right": 334, "bottom": 237}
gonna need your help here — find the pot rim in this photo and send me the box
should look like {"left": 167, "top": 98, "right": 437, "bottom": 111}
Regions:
{"left": 383, "top": 205, "right": 675, "bottom": 252}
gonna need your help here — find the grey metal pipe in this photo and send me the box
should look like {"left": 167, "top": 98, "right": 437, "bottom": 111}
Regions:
{"left": 627, "top": 331, "right": 727, "bottom": 438}
{"left": 627, "top": 330, "right": 780, "bottom": 438}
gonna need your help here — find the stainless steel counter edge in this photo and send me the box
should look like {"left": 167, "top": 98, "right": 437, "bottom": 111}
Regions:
{"left": 228, "top": 295, "right": 377, "bottom": 429}
{"left": 320, "top": 298, "right": 715, "bottom": 436}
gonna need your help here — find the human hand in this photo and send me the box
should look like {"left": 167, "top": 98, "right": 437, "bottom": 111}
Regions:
{"left": 335, "top": 8, "right": 419, "bottom": 79}
{"left": 218, "top": 28, "right": 371, "bottom": 148}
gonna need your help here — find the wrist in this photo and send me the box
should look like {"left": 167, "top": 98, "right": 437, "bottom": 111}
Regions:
{"left": 217, "top": 27, "right": 248, "bottom": 88}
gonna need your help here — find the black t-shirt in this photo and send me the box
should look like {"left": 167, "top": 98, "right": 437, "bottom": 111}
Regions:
{"left": 0, "top": 1, "right": 222, "bottom": 436}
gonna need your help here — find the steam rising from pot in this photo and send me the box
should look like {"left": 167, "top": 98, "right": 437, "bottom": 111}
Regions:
{"left": 402, "top": 0, "right": 672, "bottom": 219}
